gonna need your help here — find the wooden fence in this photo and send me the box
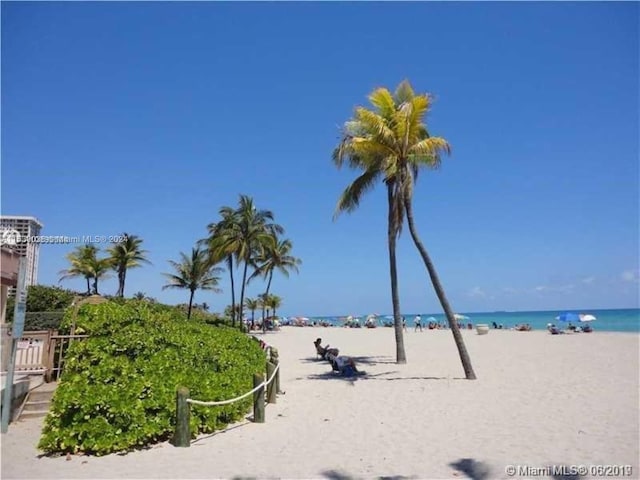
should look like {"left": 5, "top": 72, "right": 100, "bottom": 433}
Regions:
{"left": 15, "top": 330, "right": 88, "bottom": 381}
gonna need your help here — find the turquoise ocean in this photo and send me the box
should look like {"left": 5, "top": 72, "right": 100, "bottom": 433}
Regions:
{"left": 300, "top": 308, "right": 639, "bottom": 332}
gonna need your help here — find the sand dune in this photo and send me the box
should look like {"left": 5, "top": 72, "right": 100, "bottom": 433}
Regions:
{"left": 2, "top": 327, "right": 638, "bottom": 479}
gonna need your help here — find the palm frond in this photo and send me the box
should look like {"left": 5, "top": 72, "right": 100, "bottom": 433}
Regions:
{"left": 394, "top": 79, "right": 415, "bottom": 104}
{"left": 333, "top": 167, "right": 380, "bottom": 219}
{"left": 368, "top": 87, "right": 396, "bottom": 118}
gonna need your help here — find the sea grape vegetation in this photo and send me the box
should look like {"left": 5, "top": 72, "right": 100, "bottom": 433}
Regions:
{"left": 38, "top": 301, "right": 264, "bottom": 455}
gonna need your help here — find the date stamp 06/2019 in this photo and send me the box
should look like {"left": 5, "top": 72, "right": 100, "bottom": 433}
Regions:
{"left": 505, "top": 464, "right": 634, "bottom": 477}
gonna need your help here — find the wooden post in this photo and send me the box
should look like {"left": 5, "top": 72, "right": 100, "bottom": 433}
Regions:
{"left": 45, "top": 330, "right": 56, "bottom": 383}
{"left": 172, "top": 387, "right": 191, "bottom": 447}
{"left": 271, "top": 347, "right": 281, "bottom": 394}
{"left": 266, "top": 362, "right": 276, "bottom": 404}
{"left": 253, "top": 373, "right": 265, "bottom": 423}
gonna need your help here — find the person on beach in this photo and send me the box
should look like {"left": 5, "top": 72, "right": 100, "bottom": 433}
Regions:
{"left": 414, "top": 315, "right": 422, "bottom": 332}
{"left": 402, "top": 316, "right": 407, "bottom": 331}
{"left": 326, "top": 351, "right": 362, "bottom": 376}
{"left": 314, "top": 338, "right": 338, "bottom": 359}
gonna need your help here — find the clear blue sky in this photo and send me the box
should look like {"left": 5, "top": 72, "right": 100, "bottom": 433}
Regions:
{"left": 2, "top": 2, "right": 638, "bottom": 316}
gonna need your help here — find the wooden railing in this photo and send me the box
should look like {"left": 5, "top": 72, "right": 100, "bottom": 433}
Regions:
{"left": 16, "top": 330, "right": 88, "bottom": 381}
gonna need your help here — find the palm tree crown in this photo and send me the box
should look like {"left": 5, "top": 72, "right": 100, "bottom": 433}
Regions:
{"left": 333, "top": 80, "right": 450, "bottom": 236}
{"left": 162, "top": 246, "right": 223, "bottom": 319}
{"left": 59, "top": 244, "right": 111, "bottom": 295}
{"left": 108, "top": 233, "right": 151, "bottom": 298}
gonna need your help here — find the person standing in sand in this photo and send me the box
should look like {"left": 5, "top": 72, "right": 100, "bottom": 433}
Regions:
{"left": 414, "top": 315, "right": 423, "bottom": 332}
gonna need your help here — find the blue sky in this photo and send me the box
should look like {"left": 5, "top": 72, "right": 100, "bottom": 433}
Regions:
{"left": 2, "top": 2, "right": 638, "bottom": 316}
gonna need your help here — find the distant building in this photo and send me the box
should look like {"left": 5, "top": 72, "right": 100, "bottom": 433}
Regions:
{"left": 0, "top": 216, "right": 44, "bottom": 291}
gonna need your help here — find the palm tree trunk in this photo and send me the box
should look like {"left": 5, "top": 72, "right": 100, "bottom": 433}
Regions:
{"left": 238, "top": 260, "right": 249, "bottom": 331}
{"left": 261, "top": 270, "right": 274, "bottom": 325}
{"left": 404, "top": 197, "right": 476, "bottom": 380}
{"left": 388, "top": 183, "right": 406, "bottom": 364}
{"left": 187, "top": 289, "right": 195, "bottom": 319}
{"left": 85, "top": 277, "right": 91, "bottom": 295}
{"left": 227, "top": 256, "right": 236, "bottom": 327}
{"left": 117, "top": 267, "right": 126, "bottom": 297}
{"left": 92, "top": 277, "right": 99, "bottom": 295}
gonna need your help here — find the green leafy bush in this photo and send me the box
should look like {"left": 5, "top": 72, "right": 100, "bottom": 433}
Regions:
{"left": 6, "top": 285, "right": 76, "bottom": 323}
{"left": 24, "top": 312, "right": 65, "bottom": 331}
{"left": 38, "top": 301, "right": 265, "bottom": 456}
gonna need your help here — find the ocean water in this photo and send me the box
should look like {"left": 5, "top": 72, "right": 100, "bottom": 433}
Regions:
{"left": 301, "top": 308, "right": 640, "bottom": 332}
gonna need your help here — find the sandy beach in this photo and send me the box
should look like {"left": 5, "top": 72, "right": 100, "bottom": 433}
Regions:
{"left": 1, "top": 327, "right": 639, "bottom": 479}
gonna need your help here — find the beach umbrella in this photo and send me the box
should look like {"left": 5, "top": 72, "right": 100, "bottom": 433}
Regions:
{"left": 556, "top": 312, "right": 580, "bottom": 322}
{"left": 579, "top": 314, "right": 597, "bottom": 322}
{"left": 454, "top": 314, "right": 470, "bottom": 321}
{"left": 426, "top": 317, "right": 437, "bottom": 322}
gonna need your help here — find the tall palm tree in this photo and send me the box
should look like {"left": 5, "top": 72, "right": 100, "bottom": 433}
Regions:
{"left": 86, "top": 256, "right": 112, "bottom": 296}
{"left": 333, "top": 80, "right": 476, "bottom": 379}
{"left": 59, "top": 245, "right": 99, "bottom": 295}
{"left": 108, "top": 233, "right": 151, "bottom": 297}
{"left": 211, "top": 195, "right": 283, "bottom": 328}
{"left": 333, "top": 92, "right": 408, "bottom": 364}
{"left": 249, "top": 235, "right": 301, "bottom": 323}
{"left": 162, "top": 246, "right": 223, "bottom": 319}
{"left": 203, "top": 208, "right": 239, "bottom": 326}
{"left": 245, "top": 297, "right": 259, "bottom": 329}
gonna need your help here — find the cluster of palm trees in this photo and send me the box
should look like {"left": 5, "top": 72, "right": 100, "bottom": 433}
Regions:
{"left": 333, "top": 80, "right": 476, "bottom": 379}
{"left": 243, "top": 293, "right": 281, "bottom": 329}
{"left": 59, "top": 234, "right": 150, "bottom": 297}
{"left": 163, "top": 194, "right": 301, "bottom": 322}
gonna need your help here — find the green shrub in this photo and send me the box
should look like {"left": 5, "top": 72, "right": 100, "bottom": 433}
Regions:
{"left": 5, "top": 285, "right": 76, "bottom": 323}
{"left": 26, "top": 285, "right": 76, "bottom": 312}
{"left": 38, "top": 301, "right": 265, "bottom": 456}
{"left": 24, "top": 312, "right": 65, "bottom": 331}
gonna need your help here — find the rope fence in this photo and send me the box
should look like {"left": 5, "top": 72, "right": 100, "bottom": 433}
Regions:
{"left": 186, "top": 362, "right": 279, "bottom": 407}
{"left": 172, "top": 338, "right": 282, "bottom": 448}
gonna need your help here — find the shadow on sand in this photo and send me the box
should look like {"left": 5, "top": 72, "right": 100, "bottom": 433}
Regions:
{"left": 321, "top": 470, "right": 416, "bottom": 480}
{"left": 307, "top": 369, "right": 465, "bottom": 382}
{"left": 229, "top": 460, "right": 585, "bottom": 480}
{"left": 300, "top": 355, "right": 397, "bottom": 365}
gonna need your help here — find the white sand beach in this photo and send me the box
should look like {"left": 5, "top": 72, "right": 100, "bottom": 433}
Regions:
{"left": 1, "top": 327, "right": 639, "bottom": 479}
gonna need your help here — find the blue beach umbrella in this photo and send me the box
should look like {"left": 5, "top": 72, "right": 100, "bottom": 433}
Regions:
{"left": 556, "top": 312, "right": 580, "bottom": 323}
